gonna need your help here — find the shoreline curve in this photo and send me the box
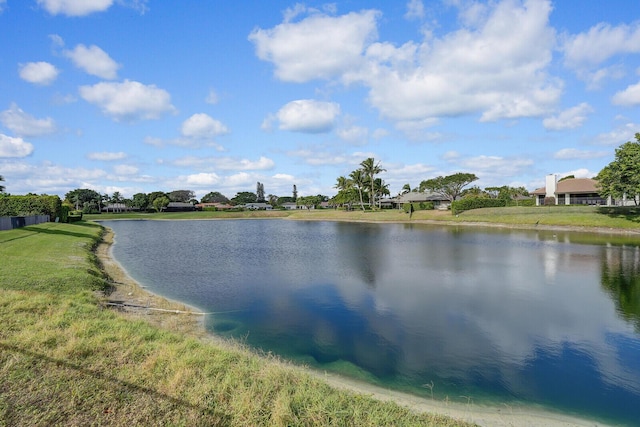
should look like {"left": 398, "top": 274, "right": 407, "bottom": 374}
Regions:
{"left": 95, "top": 224, "right": 615, "bottom": 427}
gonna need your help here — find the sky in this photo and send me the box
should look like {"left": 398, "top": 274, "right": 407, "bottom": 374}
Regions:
{"left": 1, "top": 0, "right": 640, "bottom": 201}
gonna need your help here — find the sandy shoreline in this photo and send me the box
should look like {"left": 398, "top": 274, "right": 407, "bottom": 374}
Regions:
{"left": 95, "top": 225, "right": 615, "bottom": 427}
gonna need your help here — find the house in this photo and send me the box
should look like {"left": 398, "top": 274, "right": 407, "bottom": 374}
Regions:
{"left": 281, "top": 202, "right": 298, "bottom": 210}
{"left": 244, "top": 202, "right": 272, "bottom": 210}
{"left": 531, "top": 175, "right": 607, "bottom": 206}
{"left": 102, "top": 203, "right": 130, "bottom": 212}
{"left": 196, "top": 202, "right": 234, "bottom": 210}
{"left": 165, "top": 202, "right": 196, "bottom": 212}
{"left": 393, "top": 191, "right": 451, "bottom": 210}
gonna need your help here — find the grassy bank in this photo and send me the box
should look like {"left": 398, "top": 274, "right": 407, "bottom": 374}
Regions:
{"left": 0, "top": 222, "right": 474, "bottom": 426}
{"left": 86, "top": 205, "right": 640, "bottom": 232}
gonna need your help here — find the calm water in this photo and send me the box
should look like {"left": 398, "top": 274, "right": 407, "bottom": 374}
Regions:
{"left": 103, "top": 220, "right": 640, "bottom": 425}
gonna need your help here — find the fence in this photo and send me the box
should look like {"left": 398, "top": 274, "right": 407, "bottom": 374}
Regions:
{"left": 0, "top": 215, "right": 51, "bottom": 231}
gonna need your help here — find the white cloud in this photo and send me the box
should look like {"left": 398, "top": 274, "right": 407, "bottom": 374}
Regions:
{"left": 542, "top": 103, "right": 593, "bottom": 131}
{"left": 18, "top": 62, "right": 59, "bottom": 85}
{"left": 612, "top": 81, "right": 640, "bottom": 106}
{"left": 336, "top": 125, "right": 368, "bottom": 145}
{"left": 562, "top": 22, "right": 640, "bottom": 69}
{"left": 87, "top": 151, "right": 127, "bottom": 161}
{"left": 182, "top": 172, "right": 221, "bottom": 186}
{"left": 249, "top": 9, "right": 380, "bottom": 82}
{"left": 452, "top": 154, "right": 534, "bottom": 184}
{"left": 113, "top": 164, "right": 138, "bottom": 175}
{"left": 172, "top": 155, "right": 274, "bottom": 171}
{"left": 252, "top": 1, "right": 559, "bottom": 125}
{"left": 0, "top": 104, "right": 56, "bottom": 137}
{"left": 0, "top": 134, "right": 34, "bottom": 158}
{"left": 181, "top": 113, "right": 229, "bottom": 138}
{"left": 372, "top": 128, "right": 389, "bottom": 139}
{"left": 404, "top": 0, "right": 425, "bottom": 21}
{"left": 64, "top": 44, "right": 120, "bottom": 79}
{"left": 221, "top": 156, "right": 274, "bottom": 171}
{"left": 79, "top": 80, "right": 176, "bottom": 121}
{"left": 593, "top": 122, "right": 638, "bottom": 145}
{"left": 205, "top": 89, "right": 218, "bottom": 104}
{"left": 376, "top": 0, "right": 559, "bottom": 122}
{"left": 276, "top": 99, "right": 340, "bottom": 133}
{"left": 0, "top": 160, "right": 108, "bottom": 195}
{"left": 553, "top": 148, "right": 609, "bottom": 160}
{"left": 37, "top": 0, "right": 113, "bottom": 16}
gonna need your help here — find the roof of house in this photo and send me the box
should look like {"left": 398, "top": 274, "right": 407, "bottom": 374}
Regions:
{"left": 532, "top": 178, "right": 599, "bottom": 195}
{"left": 167, "top": 202, "right": 195, "bottom": 207}
{"left": 396, "top": 191, "right": 449, "bottom": 203}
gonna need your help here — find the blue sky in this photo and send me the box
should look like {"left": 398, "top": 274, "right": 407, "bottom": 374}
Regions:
{"left": 1, "top": 0, "right": 639, "bottom": 200}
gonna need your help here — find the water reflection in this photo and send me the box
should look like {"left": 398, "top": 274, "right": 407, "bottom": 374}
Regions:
{"left": 104, "top": 220, "right": 640, "bottom": 425}
{"left": 601, "top": 244, "right": 640, "bottom": 332}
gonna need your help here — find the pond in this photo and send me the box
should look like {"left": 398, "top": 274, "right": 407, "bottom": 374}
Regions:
{"left": 102, "top": 219, "right": 640, "bottom": 425}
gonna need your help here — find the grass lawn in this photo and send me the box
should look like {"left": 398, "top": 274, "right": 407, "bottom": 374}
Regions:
{"left": 0, "top": 221, "right": 475, "bottom": 426}
{"left": 86, "top": 204, "right": 640, "bottom": 232}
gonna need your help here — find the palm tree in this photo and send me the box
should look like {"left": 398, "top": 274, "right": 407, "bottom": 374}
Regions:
{"left": 360, "top": 157, "right": 385, "bottom": 209}
{"left": 0, "top": 175, "right": 4, "bottom": 193}
{"left": 401, "top": 183, "right": 411, "bottom": 195}
{"left": 349, "top": 169, "right": 366, "bottom": 211}
{"left": 374, "top": 178, "right": 390, "bottom": 208}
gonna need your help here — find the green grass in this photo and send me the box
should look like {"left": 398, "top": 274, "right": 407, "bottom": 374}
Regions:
{"left": 86, "top": 204, "right": 640, "bottom": 231}
{"left": 447, "top": 205, "right": 640, "bottom": 229}
{"left": 0, "top": 222, "right": 475, "bottom": 426}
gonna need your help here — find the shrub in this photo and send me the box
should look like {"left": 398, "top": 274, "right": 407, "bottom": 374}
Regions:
{"left": 451, "top": 198, "right": 506, "bottom": 215}
{"left": 68, "top": 211, "right": 83, "bottom": 223}
{"left": 403, "top": 202, "right": 434, "bottom": 213}
{"left": 0, "top": 195, "right": 62, "bottom": 220}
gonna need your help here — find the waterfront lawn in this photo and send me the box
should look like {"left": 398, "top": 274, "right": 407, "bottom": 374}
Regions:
{"left": 86, "top": 205, "right": 640, "bottom": 231}
{"left": 0, "top": 222, "right": 474, "bottom": 427}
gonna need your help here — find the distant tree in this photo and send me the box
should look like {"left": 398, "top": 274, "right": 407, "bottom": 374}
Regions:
{"left": 276, "top": 196, "right": 295, "bottom": 205}
{"left": 0, "top": 175, "right": 5, "bottom": 193}
{"left": 373, "top": 178, "right": 390, "bottom": 208}
{"left": 256, "top": 182, "right": 265, "bottom": 203}
{"left": 360, "top": 157, "right": 385, "bottom": 209}
{"left": 558, "top": 175, "right": 575, "bottom": 182}
{"left": 349, "top": 169, "right": 367, "bottom": 211}
{"left": 597, "top": 133, "right": 640, "bottom": 205}
{"left": 297, "top": 195, "right": 321, "bottom": 210}
{"left": 201, "top": 191, "right": 229, "bottom": 204}
{"left": 462, "top": 186, "right": 489, "bottom": 198}
{"left": 267, "top": 194, "right": 278, "bottom": 206}
{"left": 131, "top": 193, "right": 149, "bottom": 211}
{"left": 152, "top": 196, "right": 170, "bottom": 212}
{"left": 230, "top": 191, "right": 257, "bottom": 205}
{"left": 147, "top": 191, "right": 168, "bottom": 209}
{"left": 168, "top": 190, "right": 195, "bottom": 202}
{"left": 401, "top": 183, "right": 411, "bottom": 195}
{"left": 419, "top": 173, "right": 478, "bottom": 203}
{"left": 292, "top": 184, "right": 298, "bottom": 201}
{"left": 109, "top": 191, "right": 124, "bottom": 212}
{"left": 65, "top": 188, "right": 101, "bottom": 211}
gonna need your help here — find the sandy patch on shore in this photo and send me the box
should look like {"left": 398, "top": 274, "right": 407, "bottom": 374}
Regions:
{"left": 95, "top": 227, "right": 613, "bottom": 427}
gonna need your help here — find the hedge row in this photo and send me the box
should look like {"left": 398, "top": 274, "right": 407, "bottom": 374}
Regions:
{"left": 451, "top": 197, "right": 535, "bottom": 214}
{"left": 403, "top": 202, "right": 434, "bottom": 213}
{"left": 0, "top": 195, "right": 64, "bottom": 221}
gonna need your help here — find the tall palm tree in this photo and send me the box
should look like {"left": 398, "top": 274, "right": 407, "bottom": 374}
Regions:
{"left": 349, "top": 169, "right": 366, "bottom": 211}
{"left": 360, "top": 157, "right": 386, "bottom": 209}
{"left": 0, "top": 175, "right": 5, "bottom": 193}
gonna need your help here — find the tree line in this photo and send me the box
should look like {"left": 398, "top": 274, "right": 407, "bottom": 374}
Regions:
{"left": 62, "top": 185, "right": 307, "bottom": 213}
{"left": 3, "top": 134, "right": 639, "bottom": 214}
